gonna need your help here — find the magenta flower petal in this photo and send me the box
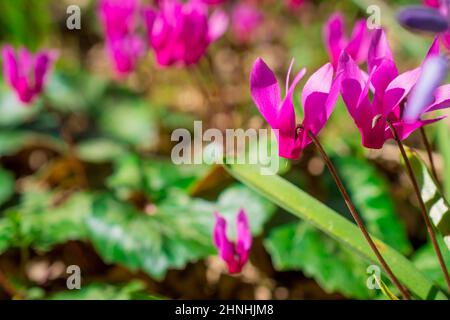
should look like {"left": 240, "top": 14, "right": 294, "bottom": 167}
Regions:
{"left": 302, "top": 63, "right": 340, "bottom": 142}
{"left": 368, "top": 29, "right": 395, "bottom": 72}
{"left": 324, "top": 13, "right": 371, "bottom": 68}
{"left": 441, "top": 32, "right": 450, "bottom": 49}
{"left": 286, "top": 0, "right": 305, "bottom": 10}
{"left": 386, "top": 117, "right": 446, "bottom": 141}
{"left": 250, "top": 58, "right": 282, "bottom": 128}
{"left": 251, "top": 58, "right": 339, "bottom": 159}
{"left": 208, "top": 9, "right": 229, "bottom": 42}
{"left": 235, "top": 209, "right": 252, "bottom": 265}
{"left": 213, "top": 212, "right": 240, "bottom": 273}
{"left": 324, "top": 13, "right": 346, "bottom": 68}
{"left": 2, "top": 45, "right": 19, "bottom": 89}
{"left": 384, "top": 67, "right": 421, "bottom": 116}
{"left": 346, "top": 19, "right": 371, "bottom": 63}
{"left": 2, "top": 46, "right": 55, "bottom": 104}
{"left": 145, "top": 0, "right": 225, "bottom": 67}
{"left": 338, "top": 52, "right": 368, "bottom": 120}
{"left": 424, "top": 0, "right": 441, "bottom": 8}
{"left": 213, "top": 210, "right": 252, "bottom": 274}
{"left": 404, "top": 56, "right": 448, "bottom": 122}
{"left": 277, "top": 66, "right": 306, "bottom": 159}
{"left": 230, "top": 4, "right": 262, "bottom": 43}
{"left": 425, "top": 84, "right": 450, "bottom": 112}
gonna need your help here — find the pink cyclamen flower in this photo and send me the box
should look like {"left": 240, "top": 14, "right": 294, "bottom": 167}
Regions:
{"left": 202, "top": 0, "right": 226, "bottom": 5}
{"left": 424, "top": 0, "right": 450, "bottom": 49}
{"left": 250, "top": 58, "right": 341, "bottom": 159}
{"left": 98, "top": 0, "right": 146, "bottom": 75}
{"left": 324, "top": 12, "right": 372, "bottom": 68}
{"left": 213, "top": 209, "right": 252, "bottom": 274}
{"left": 98, "top": 0, "right": 139, "bottom": 38}
{"left": 286, "top": 0, "right": 306, "bottom": 10}
{"left": 2, "top": 45, "right": 56, "bottom": 104}
{"left": 231, "top": 3, "right": 263, "bottom": 43}
{"left": 425, "top": 0, "right": 443, "bottom": 8}
{"left": 404, "top": 55, "right": 449, "bottom": 122}
{"left": 143, "top": 0, "right": 228, "bottom": 67}
{"left": 338, "top": 30, "right": 450, "bottom": 149}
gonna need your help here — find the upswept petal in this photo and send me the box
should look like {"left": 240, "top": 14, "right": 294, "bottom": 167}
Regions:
{"left": 213, "top": 212, "right": 239, "bottom": 273}
{"left": 442, "top": 32, "right": 450, "bottom": 50}
{"left": 301, "top": 63, "right": 336, "bottom": 137}
{"left": 337, "top": 52, "right": 367, "bottom": 120}
{"left": 235, "top": 209, "right": 252, "bottom": 264}
{"left": 385, "top": 117, "right": 446, "bottom": 141}
{"left": 250, "top": 58, "right": 281, "bottom": 128}
{"left": 208, "top": 9, "right": 229, "bottom": 42}
{"left": 346, "top": 19, "right": 370, "bottom": 63}
{"left": 1, "top": 45, "right": 18, "bottom": 88}
{"left": 424, "top": 0, "right": 441, "bottom": 8}
{"left": 368, "top": 29, "right": 395, "bottom": 72}
{"left": 324, "top": 13, "right": 346, "bottom": 67}
{"left": 277, "top": 67, "right": 306, "bottom": 158}
{"left": 370, "top": 58, "right": 398, "bottom": 97}
{"left": 404, "top": 56, "right": 447, "bottom": 122}
{"left": 426, "top": 36, "right": 441, "bottom": 59}
{"left": 383, "top": 67, "right": 421, "bottom": 116}
{"left": 424, "top": 84, "right": 450, "bottom": 112}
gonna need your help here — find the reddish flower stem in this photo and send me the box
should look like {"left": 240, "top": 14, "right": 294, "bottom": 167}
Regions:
{"left": 419, "top": 127, "right": 440, "bottom": 184}
{"left": 305, "top": 129, "right": 410, "bottom": 300}
{"left": 389, "top": 123, "right": 450, "bottom": 292}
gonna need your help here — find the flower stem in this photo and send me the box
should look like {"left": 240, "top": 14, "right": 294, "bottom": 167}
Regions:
{"left": 419, "top": 127, "right": 440, "bottom": 184}
{"left": 306, "top": 130, "right": 410, "bottom": 300}
{"left": 389, "top": 123, "right": 450, "bottom": 292}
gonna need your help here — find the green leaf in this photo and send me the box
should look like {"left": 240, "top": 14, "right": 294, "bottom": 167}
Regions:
{"left": 99, "top": 100, "right": 158, "bottom": 148}
{"left": 0, "top": 83, "right": 41, "bottom": 127}
{"left": 45, "top": 73, "right": 107, "bottom": 113}
{"left": 87, "top": 185, "right": 274, "bottom": 279}
{"left": 336, "top": 156, "right": 412, "bottom": 254}
{"left": 408, "top": 149, "right": 450, "bottom": 250}
{"left": 437, "top": 122, "right": 450, "bottom": 200}
{"left": 18, "top": 191, "right": 93, "bottom": 250}
{"left": 0, "top": 130, "right": 65, "bottom": 156}
{"left": 265, "top": 222, "right": 374, "bottom": 299}
{"left": 223, "top": 162, "right": 447, "bottom": 300}
{"left": 0, "top": 167, "right": 14, "bottom": 206}
{"left": 76, "top": 138, "right": 127, "bottom": 163}
{"left": 0, "top": 214, "right": 16, "bottom": 254}
{"left": 47, "top": 281, "right": 158, "bottom": 300}
{"left": 107, "top": 155, "right": 210, "bottom": 200}
{"left": 412, "top": 239, "right": 450, "bottom": 290}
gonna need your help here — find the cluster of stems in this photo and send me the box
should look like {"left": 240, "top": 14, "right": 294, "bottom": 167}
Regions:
{"left": 303, "top": 120, "right": 450, "bottom": 300}
{"left": 300, "top": 126, "right": 411, "bottom": 300}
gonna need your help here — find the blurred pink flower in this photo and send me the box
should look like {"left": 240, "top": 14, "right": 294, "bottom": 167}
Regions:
{"left": 231, "top": 3, "right": 263, "bottom": 43}
{"left": 213, "top": 209, "right": 251, "bottom": 274}
{"left": 424, "top": 0, "right": 441, "bottom": 8}
{"left": 338, "top": 30, "right": 450, "bottom": 149}
{"left": 202, "top": 0, "right": 226, "bottom": 5}
{"left": 98, "top": 0, "right": 146, "bottom": 75}
{"left": 250, "top": 58, "right": 341, "bottom": 159}
{"left": 404, "top": 54, "right": 449, "bottom": 122}
{"left": 286, "top": 0, "right": 306, "bottom": 10}
{"left": 324, "top": 12, "right": 372, "bottom": 68}
{"left": 143, "top": 0, "right": 228, "bottom": 67}
{"left": 2, "top": 45, "right": 56, "bottom": 104}
{"left": 423, "top": 0, "right": 450, "bottom": 49}
{"left": 98, "top": 0, "right": 139, "bottom": 38}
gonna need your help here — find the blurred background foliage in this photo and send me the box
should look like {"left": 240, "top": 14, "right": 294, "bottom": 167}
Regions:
{"left": 0, "top": 0, "right": 449, "bottom": 300}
